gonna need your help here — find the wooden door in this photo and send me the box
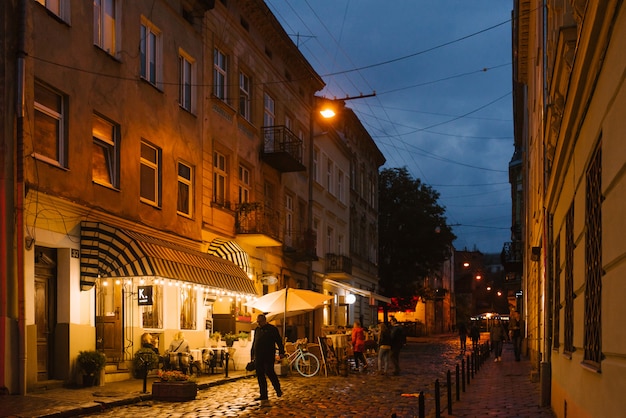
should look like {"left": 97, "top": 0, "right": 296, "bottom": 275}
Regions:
{"left": 96, "top": 280, "right": 123, "bottom": 362}
{"left": 34, "top": 247, "right": 57, "bottom": 381}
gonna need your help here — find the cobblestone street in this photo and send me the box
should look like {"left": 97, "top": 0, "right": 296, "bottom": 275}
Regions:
{"left": 84, "top": 335, "right": 467, "bottom": 417}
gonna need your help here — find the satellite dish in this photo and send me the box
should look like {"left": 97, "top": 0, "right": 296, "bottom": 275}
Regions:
{"left": 261, "top": 275, "right": 278, "bottom": 285}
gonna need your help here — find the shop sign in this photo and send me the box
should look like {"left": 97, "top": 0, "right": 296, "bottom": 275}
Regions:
{"left": 138, "top": 286, "right": 153, "bottom": 305}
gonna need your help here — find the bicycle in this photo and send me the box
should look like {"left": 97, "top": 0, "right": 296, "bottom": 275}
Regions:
{"left": 286, "top": 343, "right": 320, "bottom": 377}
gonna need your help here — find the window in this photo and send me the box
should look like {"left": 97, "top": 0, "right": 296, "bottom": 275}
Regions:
{"left": 140, "top": 141, "right": 161, "bottom": 206}
{"left": 36, "top": 0, "right": 70, "bottom": 21}
{"left": 142, "top": 283, "right": 163, "bottom": 329}
{"left": 326, "top": 226, "right": 334, "bottom": 254}
{"left": 338, "top": 234, "right": 344, "bottom": 255}
{"left": 140, "top": 19, "right": 161, "bottom": 87}
{"left": 180, "top": 284, "right": 196, "bottom": 330}
{"left": 177, "top": 161, "right": 193, "bottom": 217}
{"left": 239, "top": 72, "right": 251, "bottom": 121}
{"left": 337, "top": 170, "right": 344, "bottom": 202}
{"left": 34, "top": 82, "right": 67, "bottom": 167}
{"left": 238, "top": 165, "right": 250, "bottom": 204}
{"left": 326, "top": 157, "right": 333, "bottom": 193}
{"left": 213, "top": 151, "right": 227, "bottom": 206}
{"left": 584, "top": 145, "right": 602, "bottom": 369}
{"left": 179, "top": 51, "right": 195, "bottom": 112}
{"left": 94, "top": 0, "right": 117, "bottom": 55}
{"left": 313, "top": 147, "right": 320, "bottom": 183}
{"left": 263, "top": 93, "right": 275, "bottom": 127}
{"left": 92, "top": 114, "right": 119, "bottom": 188}
{"left": 213, "top": 48, "right": 227, "bottom": 101}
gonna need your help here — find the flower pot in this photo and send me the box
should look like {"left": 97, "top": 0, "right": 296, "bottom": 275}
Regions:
{"left": 82, "top": 374, "right": 97, "bottom": 387}
{"left": 152, "top": 381, "right": 197, "bottom": 401}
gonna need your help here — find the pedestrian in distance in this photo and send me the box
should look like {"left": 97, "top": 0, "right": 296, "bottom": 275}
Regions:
{"left": 509, "top": 310, "right": 523, "bottom": 361}
{"left": 490, "top": 317, "right": 508, "bottom": 362}
{"left": 458, "top": 321, "right": 468, "bottom": 352}
{"left": 251, "top": 314, "right": 285, "bottom": 401}
{"left": 351, "top": 320, "right": 368, "bottom": 372}
{"left": 389, "top": 316, "right": 406, "bottom": 375}
{"left": 377, "top": 322, "right": 392, "bottom": 375}
{"left": 469, "top": 322, "right": 480, "bottom": 351}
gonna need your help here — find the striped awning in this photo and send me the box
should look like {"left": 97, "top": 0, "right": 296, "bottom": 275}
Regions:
{"left": 324, "top": 278, "right": 391, "bottom": 304}
{"left": 207, "top": 238, "right": 251, "bottom": 275}
{"left": 80, "top": 221, "right": 256, "bottom": 294}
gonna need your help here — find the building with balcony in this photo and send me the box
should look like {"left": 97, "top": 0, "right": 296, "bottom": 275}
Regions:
{"left": 0, "top": 0, "right": 385, "bottom": 394}
{"left": 513, "top": 1, "right": 626, "bottom": 416}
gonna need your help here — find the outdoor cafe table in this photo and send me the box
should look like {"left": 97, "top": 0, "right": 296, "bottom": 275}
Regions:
{"left": 192, "top": 347, "right": 230, "bottom": 374}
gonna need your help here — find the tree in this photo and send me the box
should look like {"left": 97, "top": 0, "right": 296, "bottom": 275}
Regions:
{"left": 378, "top": 167, "right": 456, "bottom": 300}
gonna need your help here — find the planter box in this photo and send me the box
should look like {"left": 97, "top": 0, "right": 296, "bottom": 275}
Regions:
{"left": 152, "top": 381, "right": 197, "bottom": 401}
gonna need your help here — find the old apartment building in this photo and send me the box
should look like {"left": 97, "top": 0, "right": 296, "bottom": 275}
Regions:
{"left": 0, "top": 0, "right": 385, "bottom": 393}
{"left": 513, "top": 1, "right": 626, "bottom": 416}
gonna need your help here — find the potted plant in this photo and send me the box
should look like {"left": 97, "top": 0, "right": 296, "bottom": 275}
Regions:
{"left": 209, "top": 331, "right": 222, "bottom": 346}
{"left": 76, "top": 350, "right": 106, "bottom": 387}
{"left": 224, "top": 332, "right": 237, "bottom": 347}
{"left": 132, "top": 348, "right": 160, "bottom": 379}
{"left": 152, "top": 370, "right": 197, "bottom": 401}
{"left": 237, "top": 331, "right": 250, "bottom": 347}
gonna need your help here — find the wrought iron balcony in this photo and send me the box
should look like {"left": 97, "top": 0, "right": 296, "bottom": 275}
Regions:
{"left": 325, "top": 253, "right": 352, "bottom": 275}
{"left": 235, "top": 202, "right": 281, "bottom": 245}
{"left": 501, "top": 241, "right": 523, "bottom": 273}
{"left": 284, "top": 229, "right": 318, "bottom": 261}
{"left": 261, "top": 126, "right": 305, "bottom": 172}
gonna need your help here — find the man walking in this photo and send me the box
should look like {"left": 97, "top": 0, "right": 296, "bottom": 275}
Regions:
{"left": 509, "top": 310, "right": 523, "bottom": 361}
{"left": 389, "top": 317, "right": 406, "bottom": 375}
{"left": 251, "top": 314, "right": 285, "bottom": 400}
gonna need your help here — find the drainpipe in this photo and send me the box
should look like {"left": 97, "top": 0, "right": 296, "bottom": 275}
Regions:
{"left": 16, "top": 0, "right": 27, "bottom": 395}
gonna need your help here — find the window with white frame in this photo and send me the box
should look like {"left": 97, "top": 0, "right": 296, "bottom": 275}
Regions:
{"left": 337, "top": 169, "right": 344, "bottom": 203}
{"left": 213, "top": 151, "right": 227, "bottom": 206}
{"left": 313, "top": 147, "right": 320, "bottom": 183}
{"left": 180, "top": 284, "right": 197, "bottom": 330}
{"left": 285, "top": 194, "right": 293, "bottom": 246}
{"left": 327, "top": 226, "right": 334, "bottom": 254}
{"left": 36, "top": 0, "right": 70, "bottom": 21}
{"left": 141, "top": 282, "right": 163, "bottom": 329}
{"left": 140, "top": 141, "right": 161, "bottom": 206}
{"left": 179, "top": 51, "right": 195, "bottom": 112}
{"left": 238, "top": 164, "right": 250, "bottom": 204}
{"left": 34, "top": 82, "right": 67, "bottom": 168}
{"left": 92, "top": 114, "right": 119, "bottom": 188}
{"left": 239, "top": 72, "right": 251, "bottom": 121}
{"left": 326, "top": 157, "right": 334, "bottom": 193}
{"left": 140, "top": 18, "right": 161, "bottom": 87}
{"left": 213, "top": 48, "right": 227, "bottom": 101}
{"left": 94, "top": 0, "right": 117, "bottom": 55}
{"left": 177, "top": 161, "right": 193, "bottom": 217}
{"left": 263, "top": 93, "right": 275, "bottom": 127}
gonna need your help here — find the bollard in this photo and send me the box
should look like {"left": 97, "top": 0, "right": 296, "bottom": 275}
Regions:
{"left": 435, "top": 379, "right": 441, "bottom": 418}
{"left": 467, "top": 355, "right": 471, "bottom": 384}
{"left": 461, "top": 358, "right": 466, "bottom": 392}
{"left": 447, "top": 370, "right": 453, "bottom": 415}
{"left": 419, "top": 390, "right": 425, "bottom": 418}
{"left": 476, "top": 348, "right": 480, "bottom": 372}
{"left": 470, "top": 353, "right": 474, "bottom": 380}
{"left": 455, "top": 364, "right": 460, "bottom": 400}
{"left": 224, "top": 351, "right": 230, "bottom": 378}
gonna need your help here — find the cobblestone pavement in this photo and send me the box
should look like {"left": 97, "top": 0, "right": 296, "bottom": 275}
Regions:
{"left": 81, "top": 336, "right": 488, "bottom": 417}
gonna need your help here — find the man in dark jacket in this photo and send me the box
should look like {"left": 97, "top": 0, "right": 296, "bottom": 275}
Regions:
{"left": 389, "top": 316, "right": 406, "bottom": 375}
{"left": 251, "top": 314, "right": 285, "bottom": 400}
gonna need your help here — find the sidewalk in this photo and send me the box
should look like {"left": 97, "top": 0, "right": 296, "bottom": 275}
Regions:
{"left": 444, "top": 343, "right": 555, "bottom": 418}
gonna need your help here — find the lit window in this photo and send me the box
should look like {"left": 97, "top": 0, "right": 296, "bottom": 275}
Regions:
{"left": 179, "top": 51, "right": 195, "bottom": 112}
{"left": 94, "top": 0, "right": 117, "bottom": 55}
{"left": 140, "top": 141, "right": 161, "bottom": 206}
{"left": 92, "top": 114, "right": 119, "bottom": 188}
{"left": 142, "top": 283, "right": 163, "bottom": 329}
{"left": 34, "top": 82, "right": 67, "bottom": 168}
{"left": 214, "top": 49, "right": 227, "bottom": 100}
{"left": 180, "top": 285, "right": 196, "bottom": 330}
{"left": 177, "top": 161, "right": 193, "bottom": 217}
{"left": 140, "top": 19, "right": 161, "bottom": 87}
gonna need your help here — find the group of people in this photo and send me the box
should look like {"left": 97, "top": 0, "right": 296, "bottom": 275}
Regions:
{"left": 457, "top": 310, "right": 524, "bottom": 363}
{"left": 140, "top": 331, "right": 200, "bottom": 374}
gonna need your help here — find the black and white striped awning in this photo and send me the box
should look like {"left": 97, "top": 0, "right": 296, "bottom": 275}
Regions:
{"left": 80, "top": 221, "right": 255, "bottom": 294}
{"left": 207, "top": 238, "right": 251, "bottom": 275}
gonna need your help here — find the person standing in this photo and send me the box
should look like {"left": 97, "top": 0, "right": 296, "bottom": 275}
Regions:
{"left": 251, "top": 314, "right": 285, "bottom": 401}
{"left": 509, "top": 310, "right": 523, "bottom": 361}
{"left": 377, "top": 322, "right": 392, "bottom": 375}
{"left": 469, "top": 322, "right": 480, "bottom": 351}
{"left": 490, "top": 317, "right": 507, "bottom": 362}
{"left": 389, "top": 317, "right": 406, "bottom": 375}
{"left": 458, "top": 321, "right": 468, "bottom": 352}
{"left": 351, "top": 320, "right": 368, "bottom": 372}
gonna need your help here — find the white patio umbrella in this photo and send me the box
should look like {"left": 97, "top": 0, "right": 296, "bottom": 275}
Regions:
{"left": 247, "top": 287, "right": 332, "bottom": 337}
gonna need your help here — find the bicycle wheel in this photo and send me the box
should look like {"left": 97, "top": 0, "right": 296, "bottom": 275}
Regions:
{"left": 295, "top": 352, "right": 320, "bottom": 377}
